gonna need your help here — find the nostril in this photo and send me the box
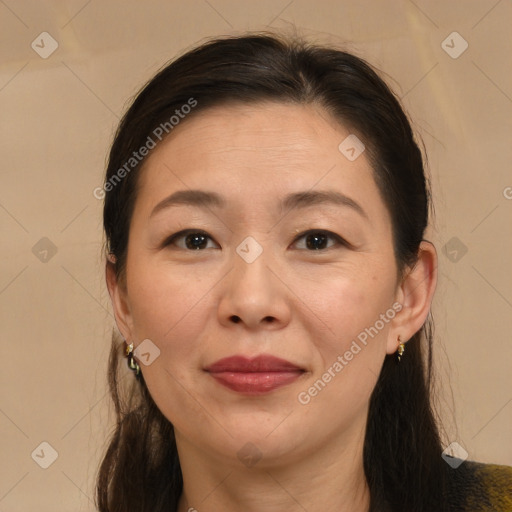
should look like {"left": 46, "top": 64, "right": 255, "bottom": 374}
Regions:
{"left": 228, "top": 315, "right": 276, "bottom": 324}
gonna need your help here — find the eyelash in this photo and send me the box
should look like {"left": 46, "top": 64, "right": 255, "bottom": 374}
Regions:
{"left": 292, "top": 230, "right": 348, "bottom": 251}
{"left": 163, "top": 229, "right": 349, "bottom": 251}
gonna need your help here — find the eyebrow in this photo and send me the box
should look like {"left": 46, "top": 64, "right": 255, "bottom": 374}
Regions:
{"left": 281, "top": 190, "right": 368, "bottom": 220}
{"left": 150, "top": 189, "right": 368, "bottom": 220}
{"left": 150, "top": 190, "right": 224, "bottom": 218}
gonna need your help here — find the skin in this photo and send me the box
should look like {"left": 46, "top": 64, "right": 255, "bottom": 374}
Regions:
{"left": 106, "top": 102, "right": 437, "bottom": 512}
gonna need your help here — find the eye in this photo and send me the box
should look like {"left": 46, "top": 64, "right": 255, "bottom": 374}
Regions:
{"left": 164, "top": 230, "right": 219, "bottom": 250}
{"left": 292, "top": 230, "right": 347, "bottom": 251}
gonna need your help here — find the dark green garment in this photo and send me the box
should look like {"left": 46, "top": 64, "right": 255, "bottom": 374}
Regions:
{"left": 369, "top": 459, "right": 512, "bottom": 511}
{"left": 446, "top": 460, "right": 512, "bottom": 511}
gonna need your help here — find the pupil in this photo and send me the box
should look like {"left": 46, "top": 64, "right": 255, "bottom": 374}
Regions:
{"left": 186, "top": 233, "right": 207, "bottom": 250}
{"left": 306, "top": 233, "right": 327, "bottom": 250}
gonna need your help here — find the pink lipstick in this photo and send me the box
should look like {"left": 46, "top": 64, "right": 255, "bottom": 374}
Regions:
{"left": 205, "top": 355, "right": 304, "bottom": 395}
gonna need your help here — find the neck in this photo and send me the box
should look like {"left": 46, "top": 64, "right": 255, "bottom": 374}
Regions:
{"left": 175, "top": 428, "right": 371, "bottom": 512}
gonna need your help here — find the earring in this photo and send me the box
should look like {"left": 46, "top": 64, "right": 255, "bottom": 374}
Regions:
{"left": 125, "top": 342, "right": 141, "bottom": 377}
{"left": 396, "top": 335, "right": 405, "bottom": 363}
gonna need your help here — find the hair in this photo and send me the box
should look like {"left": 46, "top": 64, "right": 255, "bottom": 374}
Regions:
{"left": 97, "top": 33, "right": 449, "bottom": 512}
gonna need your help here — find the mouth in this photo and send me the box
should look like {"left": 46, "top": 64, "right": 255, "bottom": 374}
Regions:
{"left": 204, "top": 355, "right": 305, "bottom": 395}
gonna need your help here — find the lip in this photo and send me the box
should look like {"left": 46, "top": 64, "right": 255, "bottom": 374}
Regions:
{"left": 205, "top": 355, "right": 305, "bottom": 395}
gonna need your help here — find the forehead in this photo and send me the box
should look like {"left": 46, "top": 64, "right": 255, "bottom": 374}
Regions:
{"left": 135, "top": 102, "right": 386, "bottom": 221}
{"left": 145, "top": 102, "right": 351, "bottom": 166}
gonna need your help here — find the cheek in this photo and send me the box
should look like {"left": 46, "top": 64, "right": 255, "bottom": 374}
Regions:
{"left": 296, "top": 272, "right": 395, "bottom": 417}
{"left": 126, "top": 256, "right": 215, "bottom": 360}
{"left": 303, "top": 266, "right": 395, "bottom": 351}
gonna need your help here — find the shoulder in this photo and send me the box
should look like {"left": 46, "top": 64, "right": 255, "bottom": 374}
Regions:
{"left": 446, "top": 459, "right": 512, "bottom": 511}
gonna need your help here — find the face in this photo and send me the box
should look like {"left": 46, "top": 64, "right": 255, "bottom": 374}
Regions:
{"left": 110, "top": 102, "right": 407, "bottom": 468}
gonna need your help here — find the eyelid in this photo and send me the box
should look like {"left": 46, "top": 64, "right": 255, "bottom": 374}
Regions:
{"left": 162, "top": 229, "right": 219, "bottom": 249}
{"left": 291, "top": 229, "right": 349, "bottom": 250}
{"left": 162, "top": 228, "right": 350, "bottom": 251}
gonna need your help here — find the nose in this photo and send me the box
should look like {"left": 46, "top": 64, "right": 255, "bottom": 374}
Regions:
{"left": 217, "top": 247, "right": 292, "bottom": 331}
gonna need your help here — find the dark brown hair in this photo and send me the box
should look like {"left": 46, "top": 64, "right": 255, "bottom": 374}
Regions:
{"left": 97, "top": 33, "right": 449, "bottom": 512}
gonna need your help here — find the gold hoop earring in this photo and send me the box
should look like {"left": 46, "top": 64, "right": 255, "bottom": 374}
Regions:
{"left": 396, "top": 335, "right": 405, "bottom": 363}
{"left": 125, "top": 342, "right": 141, "bottom": 377}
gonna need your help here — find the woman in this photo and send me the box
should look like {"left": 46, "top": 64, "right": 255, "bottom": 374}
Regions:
{"left": 96, "top": 33, "right": 512, "bottom": 511}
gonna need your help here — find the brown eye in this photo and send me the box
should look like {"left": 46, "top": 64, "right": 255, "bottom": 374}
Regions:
{"left": 293, "top": 230, "right": 345, "bottom": 251}
{"left": 164, "top": 230, "right": 219, "bottom": 250}
{"left": 305, "top": 232, "right": 329, "bottom": 250}
{"left": 184, "top": 233, "right": 209, "bottom": 250}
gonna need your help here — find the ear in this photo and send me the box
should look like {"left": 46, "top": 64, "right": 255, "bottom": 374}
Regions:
{"left": 105, "top": 255, "right": 135, "bottom": 342}
{"left": 386, "top": 241, "right": 438, "bottom": 354}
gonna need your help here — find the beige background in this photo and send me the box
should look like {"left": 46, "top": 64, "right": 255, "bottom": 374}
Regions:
{"left": 1, "top": 0, "right": 511, "bottom": 510}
